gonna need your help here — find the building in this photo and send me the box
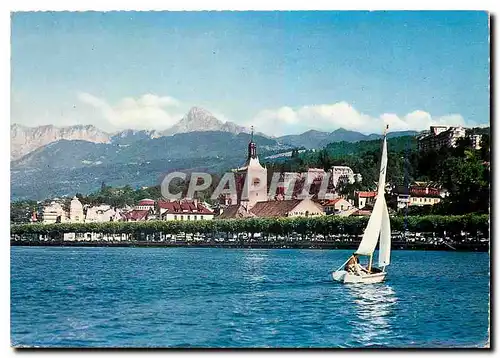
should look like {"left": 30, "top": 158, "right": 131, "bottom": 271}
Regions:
{"left": 409, "top": 186, "right": 442, "bottom": 207}
{"left": 227, "top": 128, "right": 268, "bottom": 210}
{"left": 135, "top": 198, "right": 155, "bottom": 210}
{"left": 218, "top": 198, "right": 324, "bottom": 219}
{"left": 391, "top": 184, "right": 443, "bottom": 209}
{"left": 218, "top": 205, "right": 256, "bottom": 219}
{"left": 272, "top": 172, "right": 301, "bottom": 200}
{"left": 417, "top": 125, "right": 467, "bottom": 151}
{"left": 122, "top": 198, "right": 157, "bottom": 221}
{"left": 69, "top": 196, "right": 84, "bottom": 223}
{"left": 320, "top": 198, "right": 353, "bottom": 215}
{"left": 271, "top": 169, "right": 335, "bottom": 201}
{"left": 122, "top": 209, "right": 152, "bottom": 222}
{"left": 470, "top": 134, "right": 483, "bottom": 150}
{"left": 331, "top": 166, "right": 362, "bottom": 187}
{"left": 158, "top": 199, "right": 214, "bottom": 221}
{"left": 355, "top": 191, "right": 377, "bottom": 209}
{"left": 85, "top": 205, "right": 123, "bottom": 222}
{"left": 42, "top": 201, "right": 66, "bottom": 224}
{"left": 351, "top": 209, "right": 372, "bottom": 217}
{"left": 392, "top": 186, "right": 411, "bottom": 210}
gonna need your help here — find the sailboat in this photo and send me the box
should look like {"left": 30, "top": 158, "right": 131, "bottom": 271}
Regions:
{"left": 332, "top": 126, "right": 391, "bottom": 284}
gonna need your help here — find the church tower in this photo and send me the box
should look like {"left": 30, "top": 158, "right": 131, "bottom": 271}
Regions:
{"left": 232, "top": 127, "right": 268, "bottom": 210}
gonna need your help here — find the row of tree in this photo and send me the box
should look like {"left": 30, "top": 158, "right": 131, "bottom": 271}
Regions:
{"left": 11, "top": 214, "right": 489, "bottom": 238}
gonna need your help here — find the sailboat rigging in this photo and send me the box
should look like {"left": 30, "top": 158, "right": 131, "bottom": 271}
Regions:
{"left": 332, "top": 125, "right": 392, "bottom": 284}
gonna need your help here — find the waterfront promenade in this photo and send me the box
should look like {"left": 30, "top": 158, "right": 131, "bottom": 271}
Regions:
{"left": 10, "top": 214, "right": 489, "bottom": 252}
{"left": 11, "top": 234, "right": 488, "bottom": 252}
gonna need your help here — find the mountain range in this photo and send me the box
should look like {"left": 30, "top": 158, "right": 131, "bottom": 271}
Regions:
{"left": 11, "top": 106, "right": 420, "bottom": 200}
{"left": 278, "top": 128, "right": 419, "bottom": 149}
{"left": 11, "top": 106, "right": 419, "bottom": 160}
{"left": 10, "top": 107, "right": 252, "bottom": 160}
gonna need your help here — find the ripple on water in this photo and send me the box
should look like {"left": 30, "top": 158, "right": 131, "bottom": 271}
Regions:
{"left": 10, "top": 247, "right": 490, "bottom": 348}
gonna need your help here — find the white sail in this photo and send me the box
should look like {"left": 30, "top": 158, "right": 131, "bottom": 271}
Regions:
{"left": 376, "top": 134, "right": 389, "bottom": 195}
{"left": 355, "top": 135, "right": 388, "bottom": 256}
{"left": 355, "top": 194, "right": 384, "bottom": 255}
{"left": 378, "top": 195, "right": 391, "bottom": 267}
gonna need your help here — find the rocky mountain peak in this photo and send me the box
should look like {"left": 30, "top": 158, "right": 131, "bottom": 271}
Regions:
{"left": 10, "top": 123, "right": 111, "bottom": 160}
{"left": 185, "top": 106, "right": 214, "bottom": 120}
{"left": 162, "top": 106, "right": 248, "bottom": 136}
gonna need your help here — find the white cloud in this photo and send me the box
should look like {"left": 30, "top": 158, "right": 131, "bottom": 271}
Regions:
{"left": 78, "top": 93, "right": 183, "bottom": 131}
{"left": 74, "top": 94, "right": 482, "bottom": 136}
{"left": 247, "top": 102, "right": 480, "bottom": 136}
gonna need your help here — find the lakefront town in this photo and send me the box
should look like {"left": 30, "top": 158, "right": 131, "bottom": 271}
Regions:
{"left": 11, "top": 119, "right": 490, "bottom": 252}
{"left": 10, "top": 11, "right": 490, "bottom": 349}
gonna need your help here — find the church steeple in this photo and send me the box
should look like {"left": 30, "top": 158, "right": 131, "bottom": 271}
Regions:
{"left": 248, "top": 125, "right": 257, "bottom": 159}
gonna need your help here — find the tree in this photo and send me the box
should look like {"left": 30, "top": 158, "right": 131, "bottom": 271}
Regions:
{"left": 438, "top": 151, "right": 489, "bottom": 214}
{"left": 10, "top": 200, "right": 38, "bottom": 224}
{"left": 317, "top": 149, "right": 333, "bottom": 171}
{"left": 479, "top": 133, "right": 490, "bottom": 162}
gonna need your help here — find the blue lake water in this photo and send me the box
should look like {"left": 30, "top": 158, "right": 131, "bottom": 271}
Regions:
{"left": 11, "top": 247, "right": 489, "bottom": 348}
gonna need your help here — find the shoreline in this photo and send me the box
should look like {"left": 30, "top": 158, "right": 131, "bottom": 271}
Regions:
{"left": 10, "top": 240, "right": 489, "bottom": 252}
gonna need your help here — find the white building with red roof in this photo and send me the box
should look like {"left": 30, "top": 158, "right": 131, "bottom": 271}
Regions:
{"left": 121, "top": 198, "right": 157, "bottom": 221}
{"left": 135, "top": 199, "right": 155, "bottom": 210}
{"left": 320, "top": 198, "right": 353, "bottom": 215}
{"left": 122, "top": 209, "right": 154, "bottom": 222}
{"left": 158, "top": 199, "right": 214, "bottom": 221}
{"left": 355, "top": 191, "right": 377, "bottom": 209}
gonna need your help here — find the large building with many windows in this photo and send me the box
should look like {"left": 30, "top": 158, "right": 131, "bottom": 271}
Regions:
{"left": 331, "top": 166, "right": 362, "bottom": 188}
{"left": 417, "top": 125, "right": 480, "bottom": 152}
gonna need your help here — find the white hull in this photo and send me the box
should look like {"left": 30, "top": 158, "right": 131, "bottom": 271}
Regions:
{"left": 332, "top": 270, "right": 386, "bottom": 284}
{"left": 331, "top": 133, "right": 391, "bottom": 285}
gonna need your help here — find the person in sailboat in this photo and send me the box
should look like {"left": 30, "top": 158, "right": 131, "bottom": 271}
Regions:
{"left": 345, "top": 253, "right": 369, "bottom": 276}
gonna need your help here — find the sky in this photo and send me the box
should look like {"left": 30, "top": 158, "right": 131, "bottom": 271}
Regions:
{"left": 11, "top": 11, "right": 490, "bottom": 136}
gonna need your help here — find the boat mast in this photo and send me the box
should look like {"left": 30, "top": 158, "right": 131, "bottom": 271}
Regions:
{"left": 370, "top": 125, "right": 388, "bottom": 274}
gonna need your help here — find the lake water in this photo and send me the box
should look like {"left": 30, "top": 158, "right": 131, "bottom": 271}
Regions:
{"left": 11, "top": 247, "right": 490, "bottom": 348}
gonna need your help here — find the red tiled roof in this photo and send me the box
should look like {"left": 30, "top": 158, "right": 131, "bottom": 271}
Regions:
{"left": 250, "top": 200, "right": 303, "bottom": 217}
{"left": 322, "top": 198, "right": 342, "bottom": 206}
{"left": 219, "top": 200, "right": 323, "bottom": 219}
{"left": 357, "top": 191, "right": 377, "bottom": 198}
{"left": 138, "top": 199, "right": 155, "bottom": 206}
{"left": 410, "top": 186, "right": 441, "bottom": 198}
{"left": 352, "top": 209, "right": 372, "bottom": 216}
{"left": 123, "top": 210, "right": 150, "bottom": 221}
{"left": 217, "top": 205, "right": 256, "bottom": 219}
{"left": 157, "top": 200, "right": 213, "bottom": 215}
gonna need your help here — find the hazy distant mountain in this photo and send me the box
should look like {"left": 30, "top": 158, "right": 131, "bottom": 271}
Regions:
{"left": 10, "top": 107, "right": 256, "bottom": 161}
{"left": 10, "top": 123, "right": 111, "bottom": 160}
{"left": 12, "top": 131, "right": 287, "bottom": 170}
{"left": 320, "top": 128, "right": 371, "bottom": 145}
{"left": 111, "top": 129, "right": 163, "bottom": 144}
{"left": 162, "top": 107, "right": 250, "bottom": 136}
{"left": 278, "top": 130, "right": 332, "bottom": 149}
{"left": 11, "top": 131, "right": 292, "bottom": 200}
{"left": 278, "top": 128, "right": 420, "bottom": 149}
